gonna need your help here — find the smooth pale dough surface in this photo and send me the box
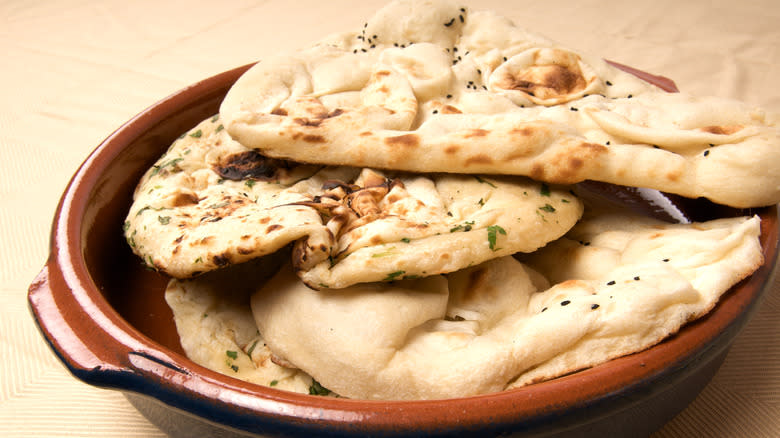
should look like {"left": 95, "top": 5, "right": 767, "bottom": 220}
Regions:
{"left": 220, "top": 0, "right": 780, "bottom": 208}
{"left": 164, "top": 259, "right": 316, "bottom": 394}
{"left": 125, "top": 115, "right": 582, "bottom": 288}
{"left": 251, "top": 213, "right": 762, "bottom": 400}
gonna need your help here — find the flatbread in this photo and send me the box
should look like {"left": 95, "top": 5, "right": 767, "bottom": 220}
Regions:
{"left": 293, "top": 168, "right": 583, "bottom": 289}
{"left": 250, "top": 213, "right": 762, "bottom": 400}
{"left": 125, "top": 115, "right": 583, "bottom": 288}
{"left": 123, "top": 115, "right": 330, "bottom": 279}
{"left": 220, "top": 0, "right": 780, "bottom": 208}
{"left": 164, "top": 258, "right": 316, "bottom": 394}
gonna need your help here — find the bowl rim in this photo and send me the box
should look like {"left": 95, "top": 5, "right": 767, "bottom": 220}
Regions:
{"left": 28, "top": 62, "right": 780, "bottom": 436}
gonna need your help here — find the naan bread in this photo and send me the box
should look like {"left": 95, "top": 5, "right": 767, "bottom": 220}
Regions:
{"left": 220, "top": 0, "right": 780, "bottom": 208}
{"left": 164, "top": 258, "right": 315, "bottom": 394}
{"left": 250, "top": 213, "right": 762, "bottom": 400}
{"left": 123, "top": 115, "right": 330, "bottom": 278}
{"left": 126, "top": 115, "right": 583, "bottom": 287}
{"left": 293, "top": 169, "right": 583, "bottom": 289}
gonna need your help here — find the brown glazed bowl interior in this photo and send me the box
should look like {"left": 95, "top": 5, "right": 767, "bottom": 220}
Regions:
{"left": 28, "top": 63, "right": 779, "bottom": 438}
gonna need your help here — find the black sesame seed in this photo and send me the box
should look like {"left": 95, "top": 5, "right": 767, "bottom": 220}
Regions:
{"left": 663, "top": 258, "right": 670, "bottom": 262}
{"left": 477, "top": 69, "right": 482, "bottom": 74}
{"left": 482, "top": 85, "right": 487, "bottom": 90}
{"left": 607, "top": 280, "right": 616, "bottom": 285}
{"left": 634, "top": 276, "right": 640, "bottom": 281}
{"left": 433, "top": 109, "right": 439, "bottom": 114}
{"left": 370, "top": 44, "right": 376, "bottom": 49}
{"left": 606, "top": 80, "right": 613, "bottom": 86}
{"left": 503, "top": 56, "right": 507, "bottom": 61}
{"left": 591, "top": 304, "right": 600, "bottom": 310}
{"left": 459, "top": 14, "right": 464, "bottom": 23}
{"left": 373, "top": 35, "right": 377, "bottom": 39}
{"left": 541, "top": 307, "right": 547, "bottom": 313}
{"left": 703, "top": 150, "right": 710, "bottom": 157}
{"left": 570, "top": 107, "right": 578, "bottom": 111}
{"left": 444, "top": 18, "right": 455, "bottom": 27}
{"left": 446, "top": 94, "right": 453, "bottom": 99}
{"left": 627, "top": 94, "right": 633, "bottom": 98}
{"left": 606, "top": 141, "right": 611, "bottom": 145}
{"left": 561, "top": 300, "right": 571, "bottom": 306}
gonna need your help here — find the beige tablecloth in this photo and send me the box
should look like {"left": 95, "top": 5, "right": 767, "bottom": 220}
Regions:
{"left": 2, "top": 0, "right": 779, "bottom": 436}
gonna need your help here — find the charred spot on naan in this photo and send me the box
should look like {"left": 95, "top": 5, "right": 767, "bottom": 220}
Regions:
{"left": 213, "top": 150, "right": 297, "bottom": 182}
{"left": 529, "top": 141, "right": 609, "bottom": 184}
{"left": 698, "top": 125, "right": 744, "bottom": 135}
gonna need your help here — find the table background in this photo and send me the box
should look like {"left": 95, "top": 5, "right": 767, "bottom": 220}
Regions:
{"left": 2, "top": 0, "right": 778, "bottom": 436}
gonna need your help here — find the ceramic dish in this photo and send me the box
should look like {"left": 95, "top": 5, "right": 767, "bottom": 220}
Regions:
{"left": 28, "top": 63, "right": 779, "bottom": 437}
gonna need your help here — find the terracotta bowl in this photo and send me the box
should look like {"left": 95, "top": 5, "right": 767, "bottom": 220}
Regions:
{"left": 28, "top": 63, "right": 779, "bottom": 437}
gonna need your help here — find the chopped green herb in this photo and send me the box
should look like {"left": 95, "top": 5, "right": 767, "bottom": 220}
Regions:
{"left": 157, "top": 216, "right": 171, "bottom": 225}
{"left": 539, "top": 204, "right": 556, "bottom": 213}
{"left": 478, "top": 198, "right": 485, "bottom": 206}
{"left": 474, "top": 176, "right": 497, "bottom": 188}
{"left": 246, "top": 340, "right": 260, "bottom": 357}
{"left": 189, "top": 129, "right": 203, "bottom": 138}
{"left": 245, "top": 180, "right": 256, "bottom": 188}
{"left": 309, "top": 379, "right": 331, "bottom": 396}
{"left": 194, "top": 256, "right": 203, "bottom": 264}
{"left": 383, "top": 270, "right": 406, "bottom": 281}
{"left": 226, "top": 350, "right": 238, "bottom": 360}
{"left": 487, "top": 225, "right": 506, "bottom": 251}
{"left": 215, "top": 124, "right": 224, "bottom": 133}
{"left": 269, "top": 380, "right": 279, "bottom": 387}
{"left": 150, "top": 157, "right": 184, "bottom": 176}
{"left": 540, "top": 183, "right": 551, "bottom": 196}
{"left": 126, "top": 229, "right": 137, "bottom": 248}
{"left": 400, "top": 237, "right": 411, "bottom": 243}
{"left": 211, "top": 114, "right": 220, "bottom": 122}
{"left": 208, "top": 201, "right": 230, "bottom": 209}
{"left": 122, "top": 221, "right": 131, "bottom": 232}
{"left": 372, "top": 247, "right": 397, "bottom": 258}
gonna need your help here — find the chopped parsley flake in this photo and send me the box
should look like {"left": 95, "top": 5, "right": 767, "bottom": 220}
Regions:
{"left": 246, "top": 340, "right": 260, "bottom": 357}
{"left": 245, "top": 180, "right": 256, "bottom": 188}
{"left": 539, "top": 204, "right": 556, "bottom": 213}
{"left": 540, "top": 183, "right": 551, "bottom": 196}
{"left": 150, "top": 157, "right": 184, "bottom": 176}
{"left": 226, "top": 350, "right": 238, "bottom": 360}
{"left": 474, "top": 176, "right": 497, "bottom": 188}
{"left": 270, "top": 380, "right": 279, "bottom": 387}
{"left": 372, "top": 247, "right": 397, "bottom": 258}
{"left": 309, "top": 379, "right": 331, "bottom": 396}
{"left": 486, "top": 225, "right": 506, "bottom": 251}
{"left": 157, "top": 216, "right": 171, "bottom": 225}
{"left": 383, "top": 270, "right": 405, "bottom": 281}
{"left": 400, "top": 237, "right": 411, "bottom": 243}
{"left": 189, "top": 129, "right": 203, "bottom": 138}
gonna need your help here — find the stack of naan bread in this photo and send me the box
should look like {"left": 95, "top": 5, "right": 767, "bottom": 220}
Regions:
{"left": 125, "top": 0, "right": 777, "bottom": 400}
